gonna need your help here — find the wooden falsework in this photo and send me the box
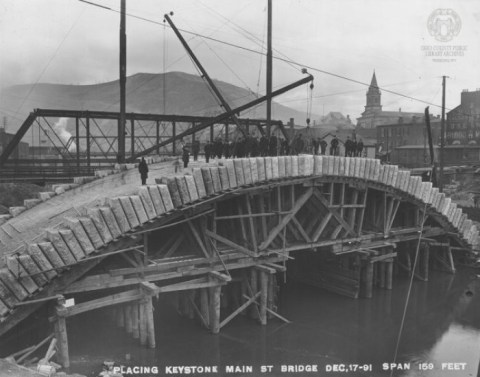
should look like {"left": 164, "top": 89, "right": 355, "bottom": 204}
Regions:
{"left": 209, "top": 285, "right": 221, "bottom": 334}
{"left": 259, "top": 187, "right": 313, "bottom": 250}
{"left": 259, "top": 271, "right": 269, "bottom": 325}
{"left": 125, "top": 305, "right": 133, "bottom": 334}
{"left": 386, "top": 261, "right": 393, "bottom": 290}
{"left": 139, "top": 302, "right": 147, "bottom": 346}
{"left": 249, "top": 269, "right": 259, "bottom": 320}
{"left": 132, "top": 303, "right": 139, "bottom": 339}
{"left": 200, "top": 288, "right": 210, "bottom": 328}
{"left": 219, "top": 291, "right": 261, "bottom": 330}
{"left": 145, "top": 296, "right": 155, "bottom": 348}
{"left": 55, "top": 300, "right": 70, "bottom": 368}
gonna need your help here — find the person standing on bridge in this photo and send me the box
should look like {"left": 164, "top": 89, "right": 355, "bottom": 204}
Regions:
{"left": 138, "top": 157, "right": 149, "bottom": 185}
{"left": 356, "top": 138, "right": 364, "bottom": 157}
{"left": 182, "top": 146, "right": 190, "bottom": 169}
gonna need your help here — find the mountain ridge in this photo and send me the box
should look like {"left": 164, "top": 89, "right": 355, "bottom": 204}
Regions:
{"left": 1, "top": 71, "right": 315, "bottom": 132}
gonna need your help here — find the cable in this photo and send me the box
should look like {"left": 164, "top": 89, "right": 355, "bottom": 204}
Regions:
{"left": 77, "top": 0, "right": 472, "bottom": 118}
{"left": 13, "top": 8, "right": 85, "bottom": 119}
{"left": 389, "top": 171, "right": 433, "bottom": 377}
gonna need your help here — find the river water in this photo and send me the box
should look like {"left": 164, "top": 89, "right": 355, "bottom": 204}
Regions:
{"left": 67, "top": 269, "right": 480, "bottom": 377}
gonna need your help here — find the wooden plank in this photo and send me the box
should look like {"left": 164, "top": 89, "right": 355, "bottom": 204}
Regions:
{"left": 312, "top": 212, "right": 332, "bottom": 242}
{"left": 259, "top": 187, "right": 313, "bottom": 250}
{"left": 63, "top": 289, "right": 141, "bottom": 318}
{"left": 219, "top": 291, "right": 261, "bottom": 329}
{"left": 209, "top": 285, "right": 221, "bottom": 334}
{"left": 205, "top": 229, "right": 257, "bottom": 257}
{"left": 245, "top": 196, "right": 258, "bottom": 252}
{"left": 291, "top": 216, "right": 311, "bottom": 242}
{"left": 187, "top": 221, "right": 210, "bottom": 258}
{"left": 312, "top": 190, "right": 356, "bottom": 236}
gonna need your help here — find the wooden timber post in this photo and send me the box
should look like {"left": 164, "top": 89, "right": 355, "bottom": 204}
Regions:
{"left": 139, "top": 301, "right": 147, "bottom": 346}
{"left": 386, "top": 260, "right": 393, "bottom": 290}
{"left": 132, "top": 303, "right": 140, "bottom": 339}
{"left": 145, "top": 296, "right": 155, "bottom": 348}
{"left": 200, "top": 288, "right": 210, "bottom": 328}
{"left": 140, "top": 282, "right": 158, "bottom": 348}
{"left": 209, "top": 285, "right": 221, "bottom": 334}
{"left": 208, "top": 271, "right": 230, "bottom": 334}
{"left": 361, "top": 261, "right": 374, "bottom": 299}
{"left": 255, "top": 265, "right": 276, "bottom": 325}
{"left": 249, "top": 268, "right": 259, "bottom": 319}
{"left": 54, "top": 296, "right": 70, "bottom": 368}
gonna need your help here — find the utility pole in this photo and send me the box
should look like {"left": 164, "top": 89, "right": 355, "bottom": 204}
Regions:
{"left": 266, "top": 0, "right": 272, "bottom": 138}
{"left": 439, "top": 76, "right": 446, "bottom": 192}
{"left": 118, "top": 0, "right": 126, "bottom": 163}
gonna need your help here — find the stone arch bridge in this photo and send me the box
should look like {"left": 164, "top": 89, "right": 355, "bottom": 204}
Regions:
{"left": 0, "top": 155, "right": 477, "bottom": 367}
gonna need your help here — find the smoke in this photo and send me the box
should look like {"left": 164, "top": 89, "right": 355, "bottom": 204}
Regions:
{"left": 53, "top": 117, "right": 77, "bottom": 152}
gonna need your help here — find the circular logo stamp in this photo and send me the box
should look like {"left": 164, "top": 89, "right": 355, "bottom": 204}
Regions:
{"left": 427, "top": 9, "right": 462, "bottom": 42}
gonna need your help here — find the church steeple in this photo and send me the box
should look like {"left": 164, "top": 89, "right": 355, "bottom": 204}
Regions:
{"left": 365, "top": 70, "right": 382, "bottom": 113}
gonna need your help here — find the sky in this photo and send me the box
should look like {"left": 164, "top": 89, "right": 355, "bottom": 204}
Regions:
{"left": 1, "top": 0, "right": 480, "bottom": 125}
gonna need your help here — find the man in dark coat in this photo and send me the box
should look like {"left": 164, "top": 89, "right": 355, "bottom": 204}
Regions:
{"left": 182, "top": 147, "right": 190, "bottom": 168}
{"left": 313, "top": 138, "right": 320, "bottom": 155}
{"left": 259, "top": 135, "right": 268, "bottom": 157}
{"left": 344, "top": 136, "right": 353, "bottom": 157}
{"left": 192, "top": 140, "right": 200, "bottom": 161}
{"left": 330, "top": 135, "right": 339, "bottom": 156}
{"left": 269, "top": 135, "right": 278, "bottom": 156}
{"left": 319, "top": 138, "right": 327, "bottom": 155}
{"left": 293, "top": 134, "right": 304, "bottom": 155}
{"left": 357, "top": 139, "right": 364, "bottom": 157}
{"left": 138, "top": 157, "right": 148, "bottom": 185}
{"left": 204, "top": 141, "right": 212, "bottom": 163}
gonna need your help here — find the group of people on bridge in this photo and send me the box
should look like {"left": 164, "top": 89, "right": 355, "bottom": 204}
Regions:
{"left": 188, "top": 133, "right": 365, "bottom": 164}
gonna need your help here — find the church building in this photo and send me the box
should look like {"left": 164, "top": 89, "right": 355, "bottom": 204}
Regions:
{"left": 357, "top": 72, "right": 423, "bottom": 129}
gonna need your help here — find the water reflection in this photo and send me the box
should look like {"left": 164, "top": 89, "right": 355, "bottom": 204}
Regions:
{"left": 66, "top": 270, "right": 480, "bottom": 376}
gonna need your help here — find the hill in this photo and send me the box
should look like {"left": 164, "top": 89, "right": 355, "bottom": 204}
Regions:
{"left": 0, "top": 71, "right": 315, "bottom": 132}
